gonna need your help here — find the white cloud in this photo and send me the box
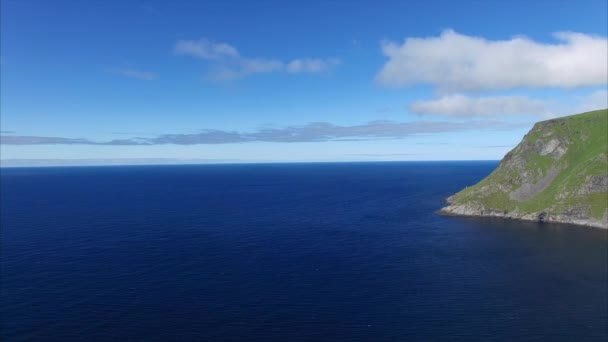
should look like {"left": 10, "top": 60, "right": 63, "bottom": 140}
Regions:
{"left": 286, "top": 58, "right": 341, "bottom": 73}
{"left": 409, "top": 89, "right": 608, "bottom": 119}
{"left": 211, "top": 58, "right": 284, "bottom": 81}
{"left": 175, "top": 38, "right": 340, "bottom": 80}
{"left": 376, "top": 30, "right": 608, "bottom": 91}
{"left": 409, "top": 94, "right": 550, "bottom": 118}
{"left": 239, "top": 58, "right": 284, "bottom": 74}
{"left": 112, "top": 68, "right": 158, "bottom": 80}
{"left": 174, "top": 39, "right": 240, "bottom": 59}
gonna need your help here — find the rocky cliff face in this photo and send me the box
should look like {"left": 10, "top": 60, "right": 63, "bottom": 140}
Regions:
{"left": 440, "top": 109, "right": 608, "bottom": 229}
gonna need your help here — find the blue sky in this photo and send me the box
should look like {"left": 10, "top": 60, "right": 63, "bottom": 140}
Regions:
{"left": 1, "top": 0, "right": 607, "bottom": 165}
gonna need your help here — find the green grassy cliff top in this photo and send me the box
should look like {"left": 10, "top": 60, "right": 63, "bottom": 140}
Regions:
{"left": 446, "top": 109, "right": 607, "bottom": 227}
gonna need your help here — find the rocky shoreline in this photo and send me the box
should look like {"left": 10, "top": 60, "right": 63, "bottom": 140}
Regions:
{"left": 439, "top": 197, "right": 608, "bottom": 229}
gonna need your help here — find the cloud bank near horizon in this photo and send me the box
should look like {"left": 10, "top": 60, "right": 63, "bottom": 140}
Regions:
{"left": 0, "top": 120, "right": 525, "bottom": 146}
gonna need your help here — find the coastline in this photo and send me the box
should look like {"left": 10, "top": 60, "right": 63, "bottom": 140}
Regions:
{"left": 438, "top": 201, "right": 608, "bottom": 229}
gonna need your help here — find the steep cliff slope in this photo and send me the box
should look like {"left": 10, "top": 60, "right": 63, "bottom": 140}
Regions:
{"left": 441, "top": 109, "right": 608, "bottom": 228}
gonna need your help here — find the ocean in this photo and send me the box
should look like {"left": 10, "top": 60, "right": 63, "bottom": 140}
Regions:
{"left": 1, "top": 162, "right": 606, "bottom": 341}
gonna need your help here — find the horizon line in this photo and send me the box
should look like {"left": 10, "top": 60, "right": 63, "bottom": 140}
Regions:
{"left": 0, "top": 159, "right": 501, "bottom": 168}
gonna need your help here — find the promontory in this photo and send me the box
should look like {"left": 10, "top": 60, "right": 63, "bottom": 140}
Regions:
{"left": 440, "top": 109, "right": 608, "bottom": 229}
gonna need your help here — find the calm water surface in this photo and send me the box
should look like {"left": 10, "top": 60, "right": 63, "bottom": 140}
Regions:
{"left": 1, "top": 162, "right": 606, "bottom": 341}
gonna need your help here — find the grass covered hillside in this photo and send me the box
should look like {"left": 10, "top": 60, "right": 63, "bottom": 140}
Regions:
{"left": 441, "top": 109, "right": 608, "bottom": 228}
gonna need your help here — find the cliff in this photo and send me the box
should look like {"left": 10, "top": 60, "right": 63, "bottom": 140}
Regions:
{"left": 440, "top": 109, "right": 608, "bottom": 229}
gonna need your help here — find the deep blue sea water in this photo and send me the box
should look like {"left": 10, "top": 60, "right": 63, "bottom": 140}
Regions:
{"left": 1, "top": 162, "right": 607, "bottom": 341}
